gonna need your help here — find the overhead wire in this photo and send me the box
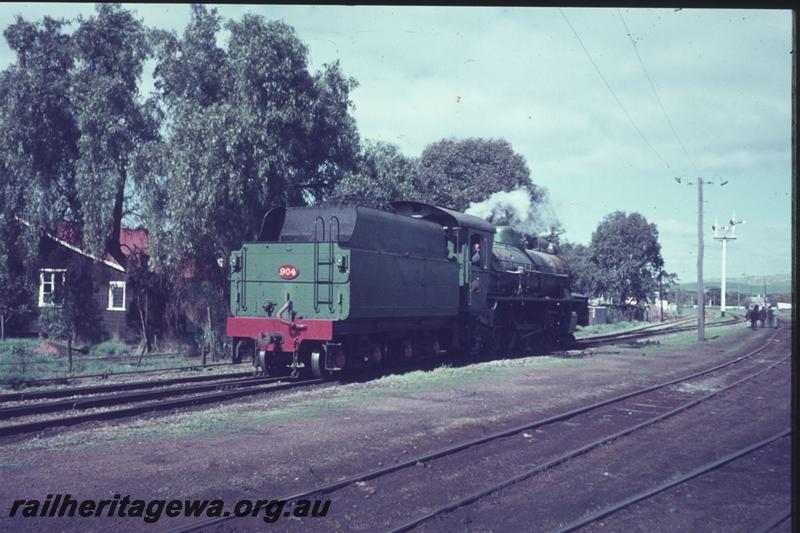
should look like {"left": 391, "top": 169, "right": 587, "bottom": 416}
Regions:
{"left": 558, "top": 8, "right": 672, "bottom": 171}
{"left": 616, "top": 8, "right": 701, "bottom": 175}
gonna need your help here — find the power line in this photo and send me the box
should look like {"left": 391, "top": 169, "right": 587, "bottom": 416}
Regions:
{"left": 617, "top": 8, "right": 701, "bottom": 175}
{"left": 558, "top": 8, "right": 672, "bottom": 171}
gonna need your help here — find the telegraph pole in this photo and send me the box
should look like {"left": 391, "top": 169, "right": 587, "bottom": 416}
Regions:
{"left": 675, "top": 176, "right": 727, "bottom": 341}
{"left": 712, "top": 214, "right": 744, "bottom": 317}
{"left": 697, "top": 179, "right": 704, "bottom": 340}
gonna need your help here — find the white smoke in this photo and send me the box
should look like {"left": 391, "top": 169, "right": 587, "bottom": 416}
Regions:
{"left": 465, "top": 187, "right": 559, "bottom": 235}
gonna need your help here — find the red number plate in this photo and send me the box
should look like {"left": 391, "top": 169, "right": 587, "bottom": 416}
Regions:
{"left": 278, "top": 264, "right": 299, "bottom": 280}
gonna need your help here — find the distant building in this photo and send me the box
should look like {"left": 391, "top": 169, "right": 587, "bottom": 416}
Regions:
{"left": 588, "top": 306, "right": 608, "bottom": 325}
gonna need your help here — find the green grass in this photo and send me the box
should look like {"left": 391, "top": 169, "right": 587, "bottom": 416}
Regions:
{"left": 0, "top": 338, "right": 40, "bottom": 357}
{"left": 575, "top": 320, "right": 647, "bottom": 338}
{"left": 89, "top": 341, "right": 130, "bottom": 357}
{"left": 0, "top": 339, "right": 52, "bottom": 385}
{"left": 0, "top": 338, "right": 209, "bottom": 387}
{"left": 674, "top": 307, "right": 698, "bottom": 318}
{"left": 633, "top": 317, "right": 754, "bottom": 351}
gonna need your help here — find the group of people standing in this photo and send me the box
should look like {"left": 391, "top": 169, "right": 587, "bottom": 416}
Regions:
{"left": 746, "top": 304, "right": 780, "bottom": 329}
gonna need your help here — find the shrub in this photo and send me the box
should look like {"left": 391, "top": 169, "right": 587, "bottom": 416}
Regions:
{"left": 89, "top": 341, "right": 130, "bottom": 357}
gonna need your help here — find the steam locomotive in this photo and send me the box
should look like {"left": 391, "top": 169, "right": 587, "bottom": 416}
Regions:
{"left": 226, "top": 201, "right": 589, "bottom": 378}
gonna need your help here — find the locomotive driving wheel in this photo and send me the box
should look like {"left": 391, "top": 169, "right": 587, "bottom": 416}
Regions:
{"left": 488, "top": 326, "right": 518, "bottom": 357}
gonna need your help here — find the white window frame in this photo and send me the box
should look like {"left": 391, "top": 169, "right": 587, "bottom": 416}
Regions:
{"left": 107, "top": 280, "right": 127, "bottom": 311}
{"left": 39, "top": 268, "right": 66, "bottom": 308}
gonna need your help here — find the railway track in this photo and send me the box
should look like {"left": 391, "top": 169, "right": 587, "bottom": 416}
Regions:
{"left": 550, "top": 429, "right": 790, "bottom": 533}
{"left": 577, "top": 316, "right": 695, "bottom": 340}
{"left": 0, "top": 370, "right": 255, "bottom": 402}
{"left": 753, "top": 505, "right": 793, "bottom": 533}
{"left": 167, "top": 328, "right": 784, "bottom": 533}
{"left": 12, "top": 358, "right": 251, "bottom": 388}
{"left": 0, "top": 375, "right": 323, "bottom": 437}
{"left": 0, "top": 375, "right": 286, "bottom": 417}
{"left": 0, "top": 314, "right": 750, "bottom": 439}
{"left": 575, "top": 313, "right": 742, "bottom": 347}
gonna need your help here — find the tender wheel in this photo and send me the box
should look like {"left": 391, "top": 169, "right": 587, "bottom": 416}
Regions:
{"left": 311, "top": 343, "right": 347, "bottom": 379}
{"left": 255, "top": 349, "right": 270, "bottom": 376}
{"left": 369, "top": 343, "right": 384, "bottom": 366}
{"left": 233, "top": 338, "right": 252, "bottom": 364}
{"left": 401, "top": 339, "right": 414, "bottom": 362}
{"left": 310, "top": 349, "right": 331, "bottom": 379}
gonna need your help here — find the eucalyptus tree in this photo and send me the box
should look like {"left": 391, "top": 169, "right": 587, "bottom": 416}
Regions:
{"left": 417, "top": 137, "right": 541, "bottom": 212}
{"left": 588, "top": 211, "right": 664, "bottom": 317}
{"left": 0, "top": 15, "right": 80, "bottom": 231}
{"left": 331, "top": 140, "right": 419, "bottom": 209}
{"left": 145, "top": 6, "right": 360, "bottom": 270}
{"left": 558, "top": 241, "right": 593, "bottom": 296}
{"left": 0, "top": 5, "right": 156, "bottom": 268}
{"left": 72, "top": 3, "right": 158, "bottom": 266}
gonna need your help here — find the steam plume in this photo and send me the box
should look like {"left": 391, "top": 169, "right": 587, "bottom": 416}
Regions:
{"left": 465, "top": 187, "right": 559, "bottom": 235}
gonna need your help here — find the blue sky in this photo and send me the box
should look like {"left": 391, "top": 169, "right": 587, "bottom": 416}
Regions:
{"left": 0, "top": 5, "right": 793, "bottom": 282}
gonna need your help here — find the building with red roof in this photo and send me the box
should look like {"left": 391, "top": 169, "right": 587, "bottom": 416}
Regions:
{"left": 20, "top": 219, "right": 150, "bottom": 341}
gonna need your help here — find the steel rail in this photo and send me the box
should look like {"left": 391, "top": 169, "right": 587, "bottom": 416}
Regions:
{"left": 577, "top": 317, "right": 694, "bottom": 340}
{"left": 0, "top": 376, "right": 285, "bottom": 419}
{"left": 166, "top": 331, "right": 780, "bottom": 533}
{"left": 0, "top": 371, "right": 255, "bottom": 403}
{"left": 752, "top": 505, "right": 792, "bottom": 533}
{"left": 550, "top": 430, "right": 791, "bottom": 533}
{"left": 576, "top": 313, "right": 743, "bottom": 347}
{"left": 12, "top": 359, "right": 251, "bottom": 387}
{"left": 0, "top": 378, "right": 323, "bottom": 437}
{"left": 582, "top": 312, "right": 742, "bottom": 340}
{"left": 387, "top": 352, "right": 789, "bottom": 532}
{"left": 586, "top": 313, "right": 739, "bottom": 340}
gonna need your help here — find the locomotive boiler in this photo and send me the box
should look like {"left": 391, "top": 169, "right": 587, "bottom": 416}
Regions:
{"left": 226, "top": 201, "right": 588, "bottom": 378}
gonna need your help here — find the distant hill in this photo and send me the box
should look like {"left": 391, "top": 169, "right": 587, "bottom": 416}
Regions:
{"left": 678, "top": 274, "right": 792, "bottom": 295}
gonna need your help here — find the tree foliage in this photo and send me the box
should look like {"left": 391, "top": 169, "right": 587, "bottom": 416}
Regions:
{"left": 558, "top": 241, "right": 593, "bottom": 296}
{"left": 0, "top": 16, "right": 80, "bottom": 231}
{"left": 657, "top": 270, "right": 679, "bottom": 300}
{"left": 72, "top": 4, "right": 157, "bottom": 264}
{"left": 143, "top": 6, "right": 360, "bottom": 273}
{"left": 0, "top": 5, "right": 154, "bottom": 267}
{"left": 331, "top": 140, "right": 418, "bottom": 209}
{"left": 0, "top": 275, "right": 32, "bottom": 340}
{"left": 588, "top": 211, "right": 664, "bottom": 312}
{"left": 417, "top": 137, "right": 542, "bottom": 212}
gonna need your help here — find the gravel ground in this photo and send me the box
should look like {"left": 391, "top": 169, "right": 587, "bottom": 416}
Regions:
{"left": 419, "top": 347, "right": 791, "bottom": 533}
{"left": 0, "top": 319, "right": 789, "bottom": 532}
